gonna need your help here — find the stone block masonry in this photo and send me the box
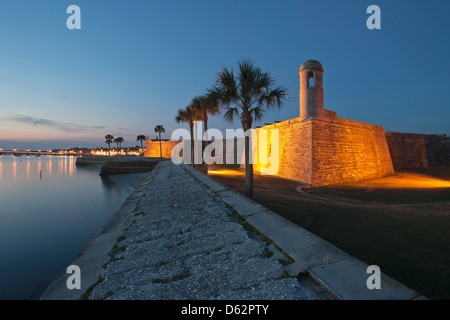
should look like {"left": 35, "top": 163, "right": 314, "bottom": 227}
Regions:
{"left": 425, "top": 134, "right": 450, "bottom": 166}
{"left": 143, "top": 140, "right": 180, "bottom": 158}
{"left": 311, "top": 117, "right": 394, "bottom": 186}
{"left": 254, "top": 118, "right": 313, "bottom": 184}
{"left": 385, "top": 132, "right": 450, "bottom": 169}
{"left": 385, "top": 132, "right": 428, "bottom": 170}
{"left": 254, "top": 117, "right": 395, "bottom": 187}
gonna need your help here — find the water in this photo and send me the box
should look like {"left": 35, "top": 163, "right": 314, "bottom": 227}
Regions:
{"left": 0, "top": 155, "right": 149, "bottom": 299}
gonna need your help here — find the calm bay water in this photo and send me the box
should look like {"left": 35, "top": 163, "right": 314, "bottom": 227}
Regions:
{"left": 0, "top": 155, "right": 148, "bottom": 299}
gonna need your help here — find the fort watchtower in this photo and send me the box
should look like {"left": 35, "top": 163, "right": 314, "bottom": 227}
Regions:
{"left": 254, "top": 59, "right": 394, "bottom": 186}
{"left": 299, "top": 60, "right": 324, "bottom": 121}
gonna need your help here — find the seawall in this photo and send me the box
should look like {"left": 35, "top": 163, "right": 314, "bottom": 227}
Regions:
{"left": 76, "top": 156, "right": 164, "bottom": 175}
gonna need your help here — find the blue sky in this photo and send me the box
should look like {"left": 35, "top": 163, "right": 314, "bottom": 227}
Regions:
{"left": 0, "top": 0, "right": 449, "bottom": 150}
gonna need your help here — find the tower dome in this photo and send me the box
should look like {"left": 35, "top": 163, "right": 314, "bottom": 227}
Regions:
{"left": 299, "top": 60, "right": 323, "bottom": 72}
{"left": 299, "top": 59, "right": 324, "bottom": 121}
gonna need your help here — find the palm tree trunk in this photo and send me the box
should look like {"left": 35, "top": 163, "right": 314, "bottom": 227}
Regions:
{"left": 194, "top": 122, "right": 198, "bottom": 169}
{"left": 159, "top": 132, "right": 162, "bottom": 158}
{"left": 190, "top": 124, "right": 194, "bottom": 166}
{"left": 244, "top": 135, "right": 253, "bottom": 199}
{"left": 241, "top": 111, "right": 253, "bottom": 199}
{"left": 203, "top": 114, "right": 208, "bottom": 175}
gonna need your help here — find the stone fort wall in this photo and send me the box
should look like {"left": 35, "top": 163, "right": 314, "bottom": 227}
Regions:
{"left": 143, "top": 127, "right": 448, "bottom": 187}
{"left": 253, "top": 118, "right": 313, "bottom": 184}
{"left": 310, "top": 118, "right": 395, "bottom": 186}
{"left": 143, "top": 138, "right": 242, "bottom": 163}
{"left": 425, "top": 134, "right": 450, "bottom": 166}
{"left": 143, "top": 140, "right": 180, "bottom": 158}
{"left": 253, "top": 117, "right": 395, "bottom": 186}
{"left": 385, "top": 132, "right": 450, "bottom": 169}
{"left": 385, "top": 132, "right": 428, "bottom": 169}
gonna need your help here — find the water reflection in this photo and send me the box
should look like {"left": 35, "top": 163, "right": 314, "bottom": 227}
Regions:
{"left": 47, "top": 158, "right": 52, "bottom": 178}
{"left": 26, "top": 158, "right": 30, "bottom": 178}
{"left": 12, "top": 160, "right": 16, "bottom": 180}
{"left": 0, "top": 155, "right": 148, "bottom": 300}
{"left": 69, "top": 156, "right": 73, "bottom": 177}
{"left": 0, "top": 155, "right": 78, "bottom": 181}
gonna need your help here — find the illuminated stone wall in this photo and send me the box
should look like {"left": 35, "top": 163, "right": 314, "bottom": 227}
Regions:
{"left": 143, "top": 139, "right": 181, "bottom": 158}
{"left": 143, "top": 138, "right": 242, "bottom": 163}
{"left": 254, "top": 118, "right": 313, "bottom": 184}
{"left": 254, "top": 117, "right": 395, "bottom": 187}
{"left": 311, "top": 118, "right": 394, "bottom": 186}
{"left": 385, "top": 132, "right": 428, "bottom": 169}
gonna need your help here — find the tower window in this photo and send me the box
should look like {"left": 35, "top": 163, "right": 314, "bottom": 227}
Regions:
{"left": 307, "top": 72, "right": 315, "bottom": 87}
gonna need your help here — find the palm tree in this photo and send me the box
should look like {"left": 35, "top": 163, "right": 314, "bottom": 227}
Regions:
{"left": 208, "top": 59, "right": 288, "bottom": 199}
{"left": 114, "top": 137, "right": 124, "bottom": 154}
{"left": 136, "top": 135, "right": 146, "bottom": 154}
{"left": 191, "top": 95, "right": 220, "bottom": 174}
{"left": 118, "top": 137, "right": 124, "bottom": 148}
{"left": 154, "top": 125, "right": 165, "bottom": 158}
{"left": 175, "top": 105, "right": 202, "bottom": 165}
{"left": 105, "top": 134, "right": 114, "bottom": 156}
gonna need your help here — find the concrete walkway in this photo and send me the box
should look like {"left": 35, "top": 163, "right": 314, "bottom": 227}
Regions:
{"left": 184, "top": 166, "right": 426, "bottom": 300}
{"left": 42, "top": 160, "right": 426, "bottom": 300}
{"left": 42, "top": 160, "right": 328, "bottom": 300}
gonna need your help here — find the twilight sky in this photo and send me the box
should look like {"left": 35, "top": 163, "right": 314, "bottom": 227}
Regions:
{"left": 0, "top": 0, "right": 449, "bottom": 150}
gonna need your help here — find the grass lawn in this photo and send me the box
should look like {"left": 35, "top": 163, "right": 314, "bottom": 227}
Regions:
{"left": 207, "top": 165, "right": 450, "bottom": 300}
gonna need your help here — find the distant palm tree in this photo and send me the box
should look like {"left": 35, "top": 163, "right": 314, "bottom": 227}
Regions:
{"left": 136, "top": 135, "right": 146, "bottom": 154}
{"left": 105, "top": 134, "right": 114, "bottom": 156}
{"left": 175, "top": 105, "right": 201, "bottom": 165}
{"left": 191, "top": 95, "right": 220, "bottom": 174}
{"left": 154, "top": 125, "right": 165, "bottom": 158}
{"left": 114, "top": 137, "right": 124, "bottom": 154}
{"left": 208, "top": 59, "right": 288, "bottom": 199}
